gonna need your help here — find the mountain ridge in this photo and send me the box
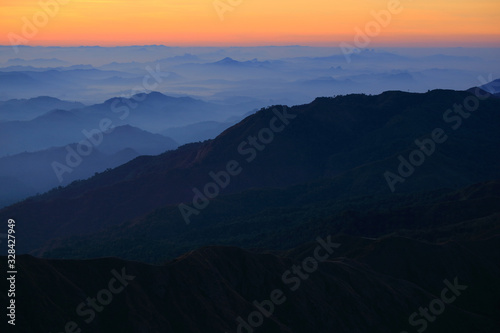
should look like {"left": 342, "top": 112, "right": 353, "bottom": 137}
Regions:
{"left": 2, "top": 88, "right": 500, "bottom": 255}
{"left": 2, "top": 230, "right": 498, "bottom": 333}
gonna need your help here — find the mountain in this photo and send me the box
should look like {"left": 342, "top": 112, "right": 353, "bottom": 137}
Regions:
{"left": 0, "top": 92, "right": 231, "bottom": 157}
{"left": 2, "top": 88, "right": 500, "bottom": 255}
{"left": 1, "top": 87, "right": 499, "bottom": 333}
{"left": 1, "top": 46, "right": 496, "bottom": 108}
{"left": 35, "top": 177, "right": 500, "bottom": 263}
{"left": 0, "top": 96, "right": 85, "bottom": 121}
{"left": 163, "top": 53, "right": 201, "bottom": 62}
{"left": 211, "top": 57, "right": 284, "bottom": 68}
{"left": 0, "top": 109, "right": 89, "bottom": 157}
{"left": 0, "top": 71, "right": 43, "bottom": 90}
{"left": 480, "top": 78, "right": 500, "bottom": 94}
{"left": 2, "top": 57, "right": 71, "bottom": 67}
{"left": 2, "top": 228, "right": 498, "bottom": 332}
{"left": 161, "top": 120, "right": 237, "bottom": 144}
{"left": 0, "top": 68, "right": 141, "bottom": 102}
{"left": 0, "top": 147, "right": 138, "bottom": 209}
{"left": 0, "top": 64, "right": 96, "bottom": 72}
{"left": 0, "top": 125, "right": 177, "bottom": 208}
{"left": 1, "top": 46, "right": 499, "bottom": 333}
{"left": 80, "top": 91, "right": 243, "bottom": 132}
{"left": 95, "top": 124, "right": 178, "bottom": 155}
{"left": 212, "top": 57, "right": 243, "bottom": 66}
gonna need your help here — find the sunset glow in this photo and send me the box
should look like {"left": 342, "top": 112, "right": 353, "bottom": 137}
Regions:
{"left": 1, "top": 0, "right": 499, "bottom": 46}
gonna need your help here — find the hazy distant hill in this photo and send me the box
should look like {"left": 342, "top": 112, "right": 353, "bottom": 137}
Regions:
{"left": 2, "top": 57, "right": 71, "bottom": 67}
{"left": 0, "top": 96, "right": 85, "bottom": 121}
{"left": 480, "top": 78, "right": 500, "bottom": 94}
{"left": 0, "top": 92, "right": 234, "bottom": 157}
{"left": 0, "top": 109, "right": 91, "bottom": 156}
{"left": 0, "top": 68, "right": 142, "bottom": 101}
{"left": 0, "top": 147, "right": 138, "bottom": 209}
{"left": 210, "top": 57, "right": 284, "bottom": 68}
{"left": 0, "top": 125, "right": 177, "bottom": 208}
{"left": 94, "top": 91, "right": 234, "bottom": 132}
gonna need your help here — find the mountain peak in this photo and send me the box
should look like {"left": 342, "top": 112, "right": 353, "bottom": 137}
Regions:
{"left": 480, "top": 78, "right": 500, "bottom": 94}
{"left": 213, "top": 57, "right": 240, "bottom": 65}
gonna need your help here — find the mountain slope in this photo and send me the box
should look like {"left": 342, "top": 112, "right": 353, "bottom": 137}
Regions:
{"left": 2, "top": 89, "right": 500, "bottom": 254}
{"left": 0, "top": 96, "right": 84, "bottom": 121}
{"left": 38, "top": 179, "right": 500, "bottom": 263}
{"left": 161, "top": 120, "right": 237, "bottom": 144}
{"left": 0, "top": 91, "right": 226, "bottom": 157}
{"left": 2, "top": 232, "right": 498, "bottom": 333}
{"left": 0, "top": 125, "right": 177, "bottom": 208}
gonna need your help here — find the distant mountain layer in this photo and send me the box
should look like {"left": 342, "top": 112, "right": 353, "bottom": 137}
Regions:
{"left": 0, "top": 89, "right": 239, "bottom": 156}
{"left": 2, "top": 57, "right": 71, "bottom": 67}
{"left": 0, "top": 125, "right": 177, "bottom": 208}
{"left": 1, "top": 46, "right": 498, "bottom": 108}
{"left": 0, "top": 96, "right": 85, "bottom": 121}
{"left": 0, "top": 146, "right": 138, "bottom": 209}
{"left": 480, "top": 78, "right": 500, "bottom": 94}
{"left": 2, "top": 88, "right": 499, "bottom": 255}
{"left": 0, "top": 91, "right": 245, "bottom": 157}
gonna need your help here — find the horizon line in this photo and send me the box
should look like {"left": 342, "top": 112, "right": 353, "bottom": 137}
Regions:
{"left": 1, "top": 44, "right": 500, "bottom": 49}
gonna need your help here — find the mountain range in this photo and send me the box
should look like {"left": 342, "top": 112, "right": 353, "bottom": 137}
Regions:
{"left": 0, "top": 96, "right": 85, "bottom": 122}
{"left": 2, "top": 87, "right": 499, "bottom": 256}
{"left": 2, "top": 46, "right": 498, "bottom": 106}
{"left": 0, "top": 125, "right": 178, "bottom": 208}
{"left": 0, "top": 85, "right": 499, "bottom": 332}
{"left": 0, "top": 92, "right": 254, "bottom": 207}
{"left": 4, "top": 229, "right": 499, "bottom": 332}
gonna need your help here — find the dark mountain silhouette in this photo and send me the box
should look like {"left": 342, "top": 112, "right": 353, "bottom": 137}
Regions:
{"left": 161, "top": 120, "right": 237, "bottom": 144}
{"left": 2, "top": 229, "right": 498, "bottom": 333}
{"left": 36, "top": 178, "right": 500, "bottom": 263}
{"left": 2, "top": 88, "right": 499, "bottom": 256}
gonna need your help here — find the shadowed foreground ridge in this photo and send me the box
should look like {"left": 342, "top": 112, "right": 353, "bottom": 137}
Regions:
{"left": 2, "top": 231, "right": 499, "bottom": 333}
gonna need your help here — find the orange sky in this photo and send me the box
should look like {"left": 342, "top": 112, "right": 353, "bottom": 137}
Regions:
{"left": 1, "top": 0, "right": 499, "bottom": 46}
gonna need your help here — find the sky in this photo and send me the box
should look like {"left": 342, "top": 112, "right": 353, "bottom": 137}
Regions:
{"left": 0, "top": 0, "right": 499, "bottom": 47}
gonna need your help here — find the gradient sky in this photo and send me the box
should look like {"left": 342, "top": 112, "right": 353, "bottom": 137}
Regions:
{"left": 1, "top": 0, "right": 499, "bottom": 46}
